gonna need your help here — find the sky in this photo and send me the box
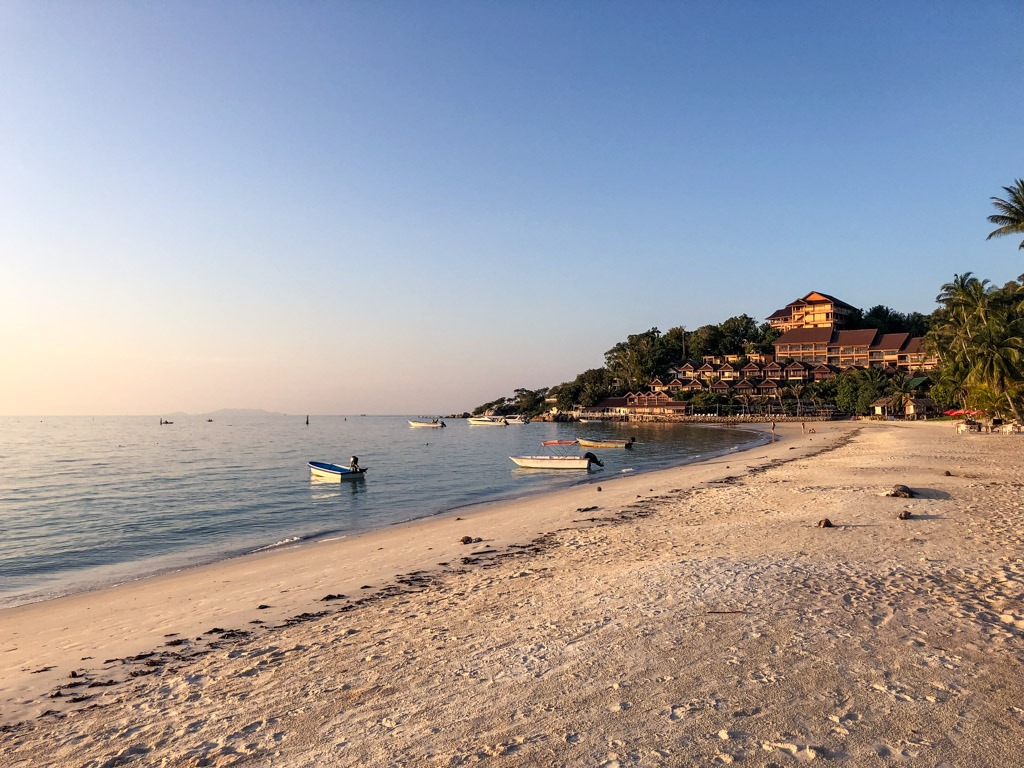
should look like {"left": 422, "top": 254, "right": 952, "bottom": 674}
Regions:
{"left": 2, "top": 1, "right": 1023, "bottom": 416}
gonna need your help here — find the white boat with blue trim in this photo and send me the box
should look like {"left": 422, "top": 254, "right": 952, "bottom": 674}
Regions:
{"left": 308, "top": 460, "right": 367, "bottom": 480}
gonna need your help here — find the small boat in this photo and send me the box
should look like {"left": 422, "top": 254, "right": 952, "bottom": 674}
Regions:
{"left": 409, "top": 419, "right": 445, "bottom": 428}
{"left": 503, "top": 415, "right": 530, "bottom": 424}
{"left": 308, "top": 461, "right": 367, "bottom": 480}
{"left": 509, "top": 441, "right": 604, "bottom": 470}
{"left": 468, "top": 416, "right": 507, "bottom": 426}
{"left": 576, "top": 437, "right": 635, "bottom": 449}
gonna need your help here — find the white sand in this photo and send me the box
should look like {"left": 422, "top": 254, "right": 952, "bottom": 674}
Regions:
{"left": 2, "top": 421, "right": 1023, "bottom": 766}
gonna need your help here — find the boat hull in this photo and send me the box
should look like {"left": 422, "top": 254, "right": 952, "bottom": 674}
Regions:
{"left": 509, "top": 455, "right": 593, "bottom": 470}
{"left": 308, "top": 461, "right": 367, "bottom": 480}
{"left": 408, "top": 420, "right": 444, "bottom": 428}
{"left": 468, "top": 417, "right": 507, "bottom": 426}
{"left": 576, "top": 438, "right": 633, "bottom": 449}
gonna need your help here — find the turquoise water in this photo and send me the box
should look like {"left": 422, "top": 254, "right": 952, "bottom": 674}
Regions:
{"left": 0, "top": 414, "right": 765, "bottom": 607}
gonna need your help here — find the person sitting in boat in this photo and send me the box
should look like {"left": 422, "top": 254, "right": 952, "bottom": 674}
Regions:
{"left": 349, "top": 456, "right": 361, "bottom": 473}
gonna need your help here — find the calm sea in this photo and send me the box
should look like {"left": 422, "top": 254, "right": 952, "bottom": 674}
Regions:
{"left": 0, "top": 414, "right": 764, "bottom": 608}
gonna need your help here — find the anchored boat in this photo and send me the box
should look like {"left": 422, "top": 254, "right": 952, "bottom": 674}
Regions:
{"left": 468, "top": 416, "right": 508, "bottom": 426}
{"left": 308, "top": 460, "right": 367, "bottom": 480}
{"left": 509, "top": 441, "right": 604, "bottom": 470}
{"left": 575, "top": 436, "right": 635, "bottom": 449}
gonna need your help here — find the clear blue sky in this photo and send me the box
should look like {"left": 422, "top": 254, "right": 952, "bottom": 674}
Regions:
{"left": 2, "top": 1, "right": 1022, "bottom": 415}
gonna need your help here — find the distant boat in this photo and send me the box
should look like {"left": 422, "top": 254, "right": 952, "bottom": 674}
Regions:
{"left": 468, "top": 416, "right": 507, "bottom": 426}
{"left": 409, "top": 419, "right": 445, "bottom": 428}
{"left": 576, "top": 437, "right": 635, "bottom": 449}
{"left": 503, "top": 415, "right": 530, "bottom": 424}
{"left": 308, "top": 461, "right": 367, "bottom": 481}
{"left": 509, "top": 441, "right": 604, "bottom": 470}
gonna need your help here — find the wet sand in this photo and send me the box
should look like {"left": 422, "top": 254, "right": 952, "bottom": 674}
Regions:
{"left": 2, "top": 420, "right": 1023, "bottom": 766}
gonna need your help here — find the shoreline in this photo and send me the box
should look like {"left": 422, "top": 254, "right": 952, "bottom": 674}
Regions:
{"left": 5, "top": 419, "right": 1023, "bottom": 765}
{"left": 0, "top": 422, "right": 788, "bottom": 725}
{"left": 1, "top": 421, "right": 766, "bottom": 612}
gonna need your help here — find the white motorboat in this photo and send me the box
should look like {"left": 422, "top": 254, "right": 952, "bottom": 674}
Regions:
{"left": 468, "top": 416, "right": 507, "bottom": 426}
{"left": 503, "top": 415, "right": 530, "bottom": 424}
{"left": 409, "top": 419, "right": 445, "bottom": 428}
{"left": 509, "top": 441, "right": 603, "bottom": 470}
{"left": 308, "top": 460, "right": 367, "bottom": 481}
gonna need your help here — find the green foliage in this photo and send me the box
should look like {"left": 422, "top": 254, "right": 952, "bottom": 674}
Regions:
{"left": 604, "top": 328, "right": 671, "bottom": 392}
{"left": 926, "top": 272, "right": 1023, "bottom": 419}
{"left": 986, "top": 178, "right": 1024, "bottom": 250}
{"left": 689, "top": 392, "right": 722, "bottom": 411}
{"left": 859, "top": 305, "right": 932, "bottom": 336}
{"left": 555, "top": 368, "right": 614, "bottom": 410}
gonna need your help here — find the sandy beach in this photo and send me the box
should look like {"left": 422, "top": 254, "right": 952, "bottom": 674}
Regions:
{"left": 2, "top": 420, "right": 1023, "bottom": 766}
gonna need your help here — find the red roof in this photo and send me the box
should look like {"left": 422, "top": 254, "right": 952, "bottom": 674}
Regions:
{"left": 774, "top": 327, "right": 834, "bottom": 345}
{"left": 870, "top": 333, "right": 910, "bottom": 352}
{"left": 832, "top": 329, "right": 879, "bottom": 346}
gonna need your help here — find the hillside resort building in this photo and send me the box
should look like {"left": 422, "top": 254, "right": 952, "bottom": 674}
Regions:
{"left": 580, "top": 291, "right": 937, "bottom": 418}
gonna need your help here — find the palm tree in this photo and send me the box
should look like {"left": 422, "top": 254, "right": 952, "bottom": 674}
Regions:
{"left": 886, "top": 372, "right": 915, "bottom": 419}
{"left": 786, "top": 382, "right": 806, "bottom": 416}
{"left": 987, "top": 179, "right": 1024, "bottom": 249}
{"left": 965, "top": 309, "right": 1023, "bottom": 420}
{"left": 934, "top": 273, "right": 993, "bottom": 356}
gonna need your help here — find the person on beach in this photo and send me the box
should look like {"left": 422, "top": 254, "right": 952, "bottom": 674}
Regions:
{"left": 771, "top": 419, "right": 776, "bottom": 442}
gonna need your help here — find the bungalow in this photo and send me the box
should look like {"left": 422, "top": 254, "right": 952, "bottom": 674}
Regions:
{"left": 811, "top": 363, "right": 841, "bottom": 381}
{"left": 871, "top": 396, "right": 940, "bottom": 420}
{"left": 784, "top": 360, "right": 814, "bottom": 381}
{"left": 718, "top": 362, "right": 741, "bottom": 381}
{"left": 671, "top": 362, "right": 698, "bottom": 379}
{"left": 695, "top": 362, "right": 720, "bottom": 382}
{"left": 710, "top": 380, "right": 733, "bottom": 395}
{"left": 734, "top": 379, "right": 759, "bottom": 395}
{"left": 740, "top": 361, "right": 765, "bottom": 379}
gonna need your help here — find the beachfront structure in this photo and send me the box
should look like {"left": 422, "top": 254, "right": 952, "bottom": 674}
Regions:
{"left": 766, "top": 291, "right": 858, "bottom": 332}
{"left": 772, "top": 327, "right": 937, "bottom": 372}
{"left": 871, "top": 396, "right": 940, "bottom": 420}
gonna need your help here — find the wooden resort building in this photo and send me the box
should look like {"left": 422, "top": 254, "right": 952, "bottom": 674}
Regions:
{"left": 766, "top": 291, "right": 858, "bottom": 333}
{"left": 576, "top": 289, "right": 937, "bottom": 421}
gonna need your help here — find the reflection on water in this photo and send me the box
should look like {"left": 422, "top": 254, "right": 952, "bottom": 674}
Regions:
{"left": 309, "top": 474, "right": 369, "bottom": 501}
